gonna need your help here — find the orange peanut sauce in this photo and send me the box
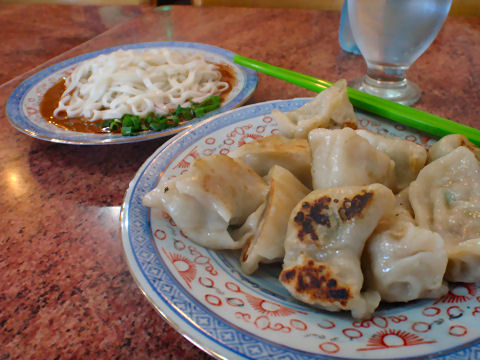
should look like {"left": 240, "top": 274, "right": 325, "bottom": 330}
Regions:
{"left": 40, "top": 63, "right": 236, "bottom": 134}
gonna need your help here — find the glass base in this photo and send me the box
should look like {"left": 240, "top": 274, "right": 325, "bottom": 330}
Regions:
{"left": 349, "top": 75, "right": 421, "bottom": 106}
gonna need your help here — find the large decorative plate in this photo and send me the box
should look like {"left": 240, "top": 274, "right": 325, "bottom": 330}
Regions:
{"left": 6, "top": 42, "right": 257, "bottom": 145}
{"left": 121, "top": 99, "right": 480, "bottom": 360}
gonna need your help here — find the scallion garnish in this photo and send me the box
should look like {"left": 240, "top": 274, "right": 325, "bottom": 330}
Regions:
{"left": 107, "top": 95, "right": 222, "bottom": 136}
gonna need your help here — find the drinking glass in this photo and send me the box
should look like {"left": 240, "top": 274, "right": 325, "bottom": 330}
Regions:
{"left": 347, "top": 0, "right": 452, "bottom": 105}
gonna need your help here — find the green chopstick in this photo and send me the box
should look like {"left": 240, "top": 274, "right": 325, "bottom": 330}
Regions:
{"left": 233, "top": 54, "right": 480, "bottom": 146}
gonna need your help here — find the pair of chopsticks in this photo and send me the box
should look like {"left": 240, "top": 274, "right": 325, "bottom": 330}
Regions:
{"left": 233, "top": 55, "right": 480, "bottom": 146}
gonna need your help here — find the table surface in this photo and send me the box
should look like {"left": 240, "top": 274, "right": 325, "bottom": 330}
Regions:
{"left": 1, "top": 4, "right": 479, "bottom": 359}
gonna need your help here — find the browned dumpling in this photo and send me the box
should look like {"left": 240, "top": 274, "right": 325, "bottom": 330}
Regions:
{"left": 143, "top": 155, "right": 268, "bottom": 250}
{"left": 279, "top": 183, "right": 395, "bottom": 319}
{"left": 232, "top": 166, "right": 310, "bottom": 275}
{"left": 228, "top": 134, "right": 312, "bottom": 188}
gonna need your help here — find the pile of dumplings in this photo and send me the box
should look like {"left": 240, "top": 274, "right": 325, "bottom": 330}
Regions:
{"left": 143, "top": 80, "right": 480, "bottom": 320}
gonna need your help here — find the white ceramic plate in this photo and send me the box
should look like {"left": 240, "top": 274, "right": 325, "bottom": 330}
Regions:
{"left": 6, "top": 42, "right": 257, "bottom": 145}
{"left": 121, "top": 99, "right": 480, "bottom": 360}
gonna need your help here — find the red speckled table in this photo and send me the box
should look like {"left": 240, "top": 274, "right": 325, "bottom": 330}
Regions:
{"left": 0, "top": 4, "right": 479, "bottom": 359}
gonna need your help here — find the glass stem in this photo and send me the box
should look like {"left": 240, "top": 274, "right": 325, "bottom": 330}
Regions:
{"left": 349, "top": 62, "right": 421, "bottom": 105}
{"left": 365, "top": 63, "right": 409, "bottom": 89}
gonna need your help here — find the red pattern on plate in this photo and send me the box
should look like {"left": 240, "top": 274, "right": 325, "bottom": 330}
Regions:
{"left": 357, "top": 329, "right": 435, "bottom": 351}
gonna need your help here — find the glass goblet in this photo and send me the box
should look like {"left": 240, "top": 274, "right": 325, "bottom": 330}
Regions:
{"left": 347, "top": 0, "right": 452, "bottom": 106}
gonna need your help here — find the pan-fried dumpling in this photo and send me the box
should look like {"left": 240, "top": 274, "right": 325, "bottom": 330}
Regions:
{"left": 143, "top": 155, "right": 268, "bottom": 250}
{"left": 232, "top": 166, "right": 310, "bottom": 275}
{"left": 309, "top": 128, "right": 395, "bottom": 190}
{"left": 356, "top": 129, "right": 427, "bottom": 192}
{"left": 271, "top": 80, "right": 357, "bottom": 139}
{"left": 279, "top": 183, "right": 395, "bottom": 319}
{"left": 364, "top": 189, "right": 448, "bottom": 302}
{"left": 427, "top": 134, "right": 480, "bottom": 163}
{"left": 409, "top": 146, "right": 480, "bottom": 282}
{"left": 228, "top": 134, "right": 312, "bottom": 188}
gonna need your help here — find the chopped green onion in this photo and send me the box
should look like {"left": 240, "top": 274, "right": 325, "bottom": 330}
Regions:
{"left": 121, "top": 126, "right": 132, "bottom": 136}
{"left": 101, "top": 119, "right": 111, "bottom": 128}
{"left": 103, "top": 95, "right": 222, "bottom": 136}
{"left": 145, "top": 113, "right": 155, "bottom": 124}
{"left": 149, "top": 121, "right": 165, "bottom": 131}
{"left": 108, "top": 119, "right": 122, "bottom": 131}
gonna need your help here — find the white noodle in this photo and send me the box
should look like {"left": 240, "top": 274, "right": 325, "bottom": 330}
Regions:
{"left": 54, "top": 48, "right": 230, "bottom": 121}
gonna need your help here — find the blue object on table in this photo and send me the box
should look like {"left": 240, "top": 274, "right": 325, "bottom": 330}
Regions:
{"left": 339, "top": 1, "right": 361, "bottom": 55}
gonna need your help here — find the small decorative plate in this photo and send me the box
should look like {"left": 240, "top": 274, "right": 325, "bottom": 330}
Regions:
{"left": 121, "top": 99, "right": 480, "bottom": 360}
{"left": 6, "top": 42, "right": 257, "bottom": 145}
